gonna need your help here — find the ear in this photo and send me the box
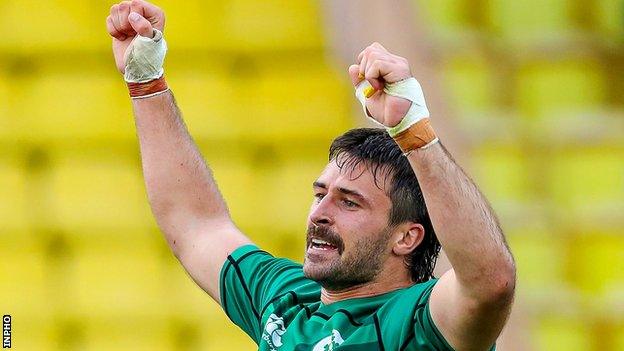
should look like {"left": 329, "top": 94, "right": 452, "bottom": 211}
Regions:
{"left": 392, "top": 222, "right": 425, "bottom": 256}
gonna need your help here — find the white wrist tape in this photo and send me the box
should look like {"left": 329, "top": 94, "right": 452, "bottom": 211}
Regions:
{"left": 354, "top": 77, "right": 431, "bottom": 137}
{"left": 124, "top": 28, "right": 167, "bottom": 83}
{"left": 355, "top": 80, "right": 386, "bottom": 128}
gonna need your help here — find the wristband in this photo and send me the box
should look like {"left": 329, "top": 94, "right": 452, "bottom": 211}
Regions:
{"left": 126, "top": 75, "right": 169, "bottom": 99}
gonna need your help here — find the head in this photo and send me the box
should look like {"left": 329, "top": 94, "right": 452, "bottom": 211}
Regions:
{"left": 303, "top": 128, "right": 441, "bottom": 290}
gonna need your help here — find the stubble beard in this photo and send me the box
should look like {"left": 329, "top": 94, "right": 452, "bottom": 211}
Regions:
{"left": 303, "top": 226, "right": 393, "bottom": 291}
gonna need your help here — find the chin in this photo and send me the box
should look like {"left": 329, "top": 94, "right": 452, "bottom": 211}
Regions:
{"left": 303, "top": 261, "right": 331, "bottom": 282}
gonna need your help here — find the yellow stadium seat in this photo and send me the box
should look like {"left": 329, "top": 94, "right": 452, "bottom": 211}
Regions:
{"left": 10, "top": 63, "right": 134, "bottom": 142}
{"left": 484, "top": 0, "right": 576, "bottom": 43}
{"left": 156, "top": 0, "right": 231, "bottom": 51}
{"left": 0, "top": 235, "right": 49, "bottom": 317}
{"left": 6, "top": 315, "right": 52, "bottom": 351}
{"left": 0, "top": 68, "right": 9, "bottom": 141}
{"left": 0, "top": 0, "right": 108, "bottom": 52}
{"left": 516, "top": 58, "right": 606, "bottom": 120}
{"left": 61, "top": 237, "right": 165, "bottom": 317}
{"left": 221, "top": 0, "right": 323, "bottom": 51}
{"left": 595, "top": 0, "right": 624, "bottom": 38}
{"left": 162, "top": 256, "right": 224, "bottom": 319}
{"left": 166, "top": 63, "right": 244, "bottom": 140}
{"left": 254, "top": 147, "right": 327, "bottom": 231}
{"left": 168, "top": 60, "right": 351, "bottom": 141}
{"left": 470, "top": 144, "right": 531, "bottom": 218}
{"left": 46, "top": 149, "right": 154, "bottom": 231}
{"left": 547, "top": 146, "right": 623, "bottom": 224}
{"left": 242, "top": 64, "right": 351, "bottom": 141}
{"left": 415, "top": 0, "right": 472, "bottom": 38}
{"left": 0, "top": 159, "right": 28, "bottom": 232}
{"left": 441, "top": 53, "right": 496, "bottom": 114}
{"left": 506, "top": 227, "right": 568, "bottom": 294}
{"left": 533, "top": 315, "right": 592, "bottom": 351}
{"left": 53, "top": 315, "right": 171, "bottom": 351}
{"left": 615, "top": 322, "right": 624, "bottom": 351}
{"left": 202, "top": 312, "right": 257, "bottom": 350}
{"left": 566, "top": 231, "right": 624, "bottom": 298}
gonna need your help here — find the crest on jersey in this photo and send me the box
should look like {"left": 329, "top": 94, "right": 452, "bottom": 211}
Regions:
{"left": 312, "top": 329, "right": 344, "bottom": 351}
{"left": 262, "top": 313, "right": 286, "bottom": 350}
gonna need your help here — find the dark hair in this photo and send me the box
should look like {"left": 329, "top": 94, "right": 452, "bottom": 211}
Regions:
{"left": 328, "top": 127, "right": 441, "bottom": 283}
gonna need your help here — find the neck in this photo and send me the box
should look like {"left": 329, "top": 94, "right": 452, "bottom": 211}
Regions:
{"left": 320, "top": 263, "right": 413, "bottom": 304}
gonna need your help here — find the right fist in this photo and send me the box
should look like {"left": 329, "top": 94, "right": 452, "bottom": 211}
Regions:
{"left": 106, "top": 0, "right": 165, "bottom": 75}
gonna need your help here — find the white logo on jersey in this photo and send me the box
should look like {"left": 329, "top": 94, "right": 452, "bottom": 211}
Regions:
{"left": 262, "top": 313, "right": 286, "bottom": 350}
{"left": 312, "top": 330, "right": 344, "bottom": 351}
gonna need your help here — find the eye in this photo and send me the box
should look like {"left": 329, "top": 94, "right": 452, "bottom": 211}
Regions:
{"left": 343, "top": 199, "right": 359, "bottom": 208}
{"left": 314, "top": 193, "right": 325, "bottom": 202}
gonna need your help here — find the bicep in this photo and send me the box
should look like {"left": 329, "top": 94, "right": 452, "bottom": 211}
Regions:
{"left": 175, "top": 219, "right": 253, "bottom": 304}
{"left": 429, "top": 269, "right": 512, "bottom": 351}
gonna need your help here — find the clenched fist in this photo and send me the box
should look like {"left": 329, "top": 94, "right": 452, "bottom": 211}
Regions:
{"left": 105, "top": 0, "right": 165, "bottom": 75}
{"left": 348, "top": 43, "right": 416, "bottom": 128}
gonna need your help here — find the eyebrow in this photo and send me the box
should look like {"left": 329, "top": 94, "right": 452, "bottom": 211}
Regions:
{"left": 313, "top": 181, "right": 370, "bottom": 206}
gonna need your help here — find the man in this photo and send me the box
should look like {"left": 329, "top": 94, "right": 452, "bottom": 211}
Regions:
{"left": 106, "top": 1, "right": 516, "bottom": 350}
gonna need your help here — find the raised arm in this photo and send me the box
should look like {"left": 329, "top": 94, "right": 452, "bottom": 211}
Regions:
{"left": 351, "top": 43, "right": 516, "bottom": 351}
{"left": 106, "top": 0, "right": 251, "bottom": 303}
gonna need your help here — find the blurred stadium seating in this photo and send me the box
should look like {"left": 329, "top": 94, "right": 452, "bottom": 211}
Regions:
{"left": 0, "top": 0, "right": 622, "bottom": 349}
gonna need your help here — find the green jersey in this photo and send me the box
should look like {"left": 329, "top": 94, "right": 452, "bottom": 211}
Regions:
{"left": 220, "top": 245, "right": 495, "bottom": 350}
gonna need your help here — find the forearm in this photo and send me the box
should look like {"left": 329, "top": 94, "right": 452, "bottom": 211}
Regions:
{"left": 407, "top": 142, "right": 515, "bottom": 298}
{"left": 132, "top": 90, "right": 231, "bottom": 254}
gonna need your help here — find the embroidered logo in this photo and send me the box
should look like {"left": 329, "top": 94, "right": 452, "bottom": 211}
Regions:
{"left": 312, "top": 329, "right": 344, "bottom": 351}
{"left": 262, "top": 313, "right": 287, "bottom": 350}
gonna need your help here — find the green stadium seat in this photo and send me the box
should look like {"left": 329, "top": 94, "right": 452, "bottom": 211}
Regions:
{"left": 0, "top": 159, "right": 28, "bottom": 232}
{"left": 516, "top": 58, "right": 606, "bottom": 121}
{"left": 485, "top": 0, "right": 576, "bottom": 43}
{"left": 0, "top": 0, "right": 106, "bottom": 52}
{"left": 11, "top": 64, "right": 134, "bottom": 142}
{"left": 46, "top": 149, "right": 153, "bottom": 231}
{"left": 566, "top": 231, "right": 624, "bottom": 298}
{"left": 533, "top": 315, "right": 592, "bottom": 351}
{"left": 547, "top": 146, "right": 623, "bottom": 224}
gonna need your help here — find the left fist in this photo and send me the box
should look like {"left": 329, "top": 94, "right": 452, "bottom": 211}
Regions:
{"left": 349, "top": 42, "right": 413, "bottom": 128}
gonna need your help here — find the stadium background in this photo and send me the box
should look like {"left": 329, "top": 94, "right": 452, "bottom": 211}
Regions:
{"left": 0, "top": 0, "right": 622, "bottom": 350}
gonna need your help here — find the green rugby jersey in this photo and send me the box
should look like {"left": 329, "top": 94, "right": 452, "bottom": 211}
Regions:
{"left": 220, "top": 244, "right": 496, "bottom": 350}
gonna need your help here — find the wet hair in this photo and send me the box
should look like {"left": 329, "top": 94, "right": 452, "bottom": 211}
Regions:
{"left": 328, "top": 128, "right": 441, "bottom": 283}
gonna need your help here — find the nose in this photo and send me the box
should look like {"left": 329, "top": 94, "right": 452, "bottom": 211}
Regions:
{"left": 309, "top": 197, "right": 334, "bottom": 227}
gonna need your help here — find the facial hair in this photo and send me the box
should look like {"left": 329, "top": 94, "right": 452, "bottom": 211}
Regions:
{"left": 303, "top": 224, "right": 393, "bottom": 291}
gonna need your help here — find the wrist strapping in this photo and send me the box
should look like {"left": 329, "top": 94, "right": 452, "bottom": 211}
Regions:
{"left": 354, "top": 77, "right": 438, "bottom": 153}
{"left": 124, "top": 28, "right": 169, "bottom": 98}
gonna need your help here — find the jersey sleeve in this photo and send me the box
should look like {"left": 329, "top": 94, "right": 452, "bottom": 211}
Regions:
{"left": 412, "top": 279, "right": 496, "bottom": 351}
{"left": 219, "top": 244, "right": 309, "bottom": 343}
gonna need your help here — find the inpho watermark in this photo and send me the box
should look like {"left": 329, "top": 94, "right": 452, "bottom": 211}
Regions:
{"left": 2, "top": 315, "right": 10, "bottom": 348}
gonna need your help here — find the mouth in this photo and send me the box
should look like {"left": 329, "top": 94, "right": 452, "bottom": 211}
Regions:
{"left": 309, "top": 238, "right": 339, "bottom": 251}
